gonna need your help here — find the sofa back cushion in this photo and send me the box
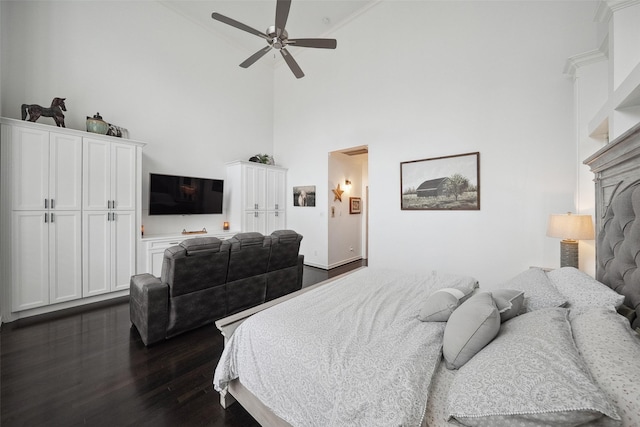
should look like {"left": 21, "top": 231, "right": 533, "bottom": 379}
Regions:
{"left": 227, "top": 232, "right": 272, "bottom": 281}
{"left": 268, "top": 230, "right": 303, "bottom": 271}
{"left": 162, "top": 237, "right": 231, "bottom": 297}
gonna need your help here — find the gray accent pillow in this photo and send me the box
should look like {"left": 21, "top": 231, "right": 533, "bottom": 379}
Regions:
{"left": 418, "top": 288, "right": 467, "bottom": 322}
{"left": 446, "top": 307, "right": 621, "bottom": 427}
{"left": 442, "top": 292, "right": 501, "bottom": 370}
{"left": 547, "top": 267, "right": 625, "bottom": 309}
{"left": 491, "top": 289, "right": 525, "bottom": 322}
{"left": 499, "top": 268, "right": 567, "bottom": 313}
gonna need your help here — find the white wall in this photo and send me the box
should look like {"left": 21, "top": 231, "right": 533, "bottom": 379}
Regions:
{"left": 573, "top": 57, "right": 608, "bottom": 277}
{"left": 0, "top": 0, "right": 274, "bottom": 237}
{"left": 275, "top": 1, "right": 600, "bottom": 286}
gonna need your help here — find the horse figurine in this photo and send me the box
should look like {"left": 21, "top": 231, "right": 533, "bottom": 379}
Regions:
{"left": 21, "top": 97, "right": 67, "bottom": 127}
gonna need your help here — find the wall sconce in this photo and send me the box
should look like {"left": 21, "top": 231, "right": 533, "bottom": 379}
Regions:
{"left": 223, "top": 221, "right": 230, "bottom": 231}
{"left": 546, "top": 212, "right": 594, "bottom": 268}
{"left": 345, "top": 179, "right": 352, "bottom": 190}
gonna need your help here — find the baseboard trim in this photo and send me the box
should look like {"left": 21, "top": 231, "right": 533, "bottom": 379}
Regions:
{"left": 328, "top": 256, "right": 363, "bottom": 270}
{"left": 305, "top": 256, "right": 364, "bottom": 271}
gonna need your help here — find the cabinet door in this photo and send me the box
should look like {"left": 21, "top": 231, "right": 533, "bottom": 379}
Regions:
{"left": 266, "top": 210, "right": 286, "bottom": 235}
{"left": 266, "top": 168, "right": 286, "bottom": 210}
{"left": 49, "top": 211, "right": 82, "bottom": 303}
{"left": 83, "top": 139, "right": 110, "bottom": 210}
{"left": 83, "top": 211, "right": 111, "bottom": 296}
{"left": 243, "top": 210, "right": 266, "bottom": 234}
{"left": 11, "top": 126, "right": 49, "bottom": 210}
{"left": 149, "top": 248, "right": 167, "bottom": 278}
{"left": 12, "top": 211, "right": 49, "bottom": 311}
{"left": 112, "top": 211, "right": 136, "bottom": 291}
{"left": 111, "top": 143, "right": 136, "bottom": 210}
{"left": 49, "top": 133, "right": 82, "bottom": 211}
{"left": 243, "top": 164, "right": 266, "bottom": 210}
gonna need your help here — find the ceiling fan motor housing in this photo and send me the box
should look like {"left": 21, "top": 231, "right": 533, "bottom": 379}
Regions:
{"left": 267, "top": 26, "right": 287, "bottom": 49}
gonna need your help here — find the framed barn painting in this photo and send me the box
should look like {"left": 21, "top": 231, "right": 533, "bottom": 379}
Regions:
{"left": 401, "top": 152, "right": 480, "bottom": 211}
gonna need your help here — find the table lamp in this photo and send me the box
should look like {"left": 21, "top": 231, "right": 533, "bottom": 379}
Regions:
{"left": 546, "top": 212, "right": 595, "bottom": 268}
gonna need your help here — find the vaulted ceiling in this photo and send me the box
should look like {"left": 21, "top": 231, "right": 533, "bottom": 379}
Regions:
{"left": 160, "top": 0, "right": 377, "bottom": 66}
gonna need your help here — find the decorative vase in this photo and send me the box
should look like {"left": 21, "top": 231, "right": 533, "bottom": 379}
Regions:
{"left": 86, "top": 113, "right": 109, "bottom": 135}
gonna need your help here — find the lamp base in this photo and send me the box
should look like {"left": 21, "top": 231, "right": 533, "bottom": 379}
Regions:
{"left": 560, "top": 239, "right": 579, "bottom": 268}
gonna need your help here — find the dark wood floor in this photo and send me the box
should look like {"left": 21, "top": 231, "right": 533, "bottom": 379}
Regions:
{"left": 0, "top": 260, "right": 366, "bottom": 427}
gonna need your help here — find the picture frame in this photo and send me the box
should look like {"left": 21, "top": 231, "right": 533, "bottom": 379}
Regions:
{"left": 293, "top": 185, "right": 316, "bottom": 207}
{"left": 350, "top": 197, "right": 362, "bottom": 214}
{"left": 400, "top": 152, "right": 480, "bottom": 211}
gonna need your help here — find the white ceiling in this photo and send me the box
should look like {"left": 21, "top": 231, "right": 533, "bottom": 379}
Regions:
{"left": 160, "top": 0, "right": 378, "bottom": 66}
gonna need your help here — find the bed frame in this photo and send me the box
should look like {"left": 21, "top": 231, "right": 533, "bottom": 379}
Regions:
{"left": 584, "top": 122, "right": 640, "bottom": 329}
{"left": 214, "top": 125, "right": 640, "bottom": 425}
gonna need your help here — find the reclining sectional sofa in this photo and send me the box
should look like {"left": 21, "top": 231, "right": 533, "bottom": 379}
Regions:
{"left": 130, "top": 230, "right": 304, "bottom": 346}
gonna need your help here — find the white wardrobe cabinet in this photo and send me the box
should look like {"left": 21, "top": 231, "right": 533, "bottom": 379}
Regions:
{"left": 82, "top": 137, "right": 138, "bottom": 296}
{"left": 226, "top": 161, "right": 287, "bottom": 235}
{"left": 1, "top": 117, "right": 144, "bottom": 320}
{"left": 5, "top": 124, "right": 83, "bottom": 311}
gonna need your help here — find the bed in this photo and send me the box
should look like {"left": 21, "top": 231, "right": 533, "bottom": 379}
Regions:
{"left": 213, "top": 123, "right": 640, "bottom": 427}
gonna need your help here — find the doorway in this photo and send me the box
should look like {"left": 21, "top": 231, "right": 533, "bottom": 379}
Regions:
{"left": 327, "top": 146, "right": 368, "bottom": 268}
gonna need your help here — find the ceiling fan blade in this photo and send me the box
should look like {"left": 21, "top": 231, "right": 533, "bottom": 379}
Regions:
{"left": 275, "top": 0, "right": 291, "bottom": 37}
{"left": 286, "top": 38, "right": 337, "bottom": 49}
{"left": 240, "top": 46, "right": 273, "bottom": 68}
{"left": 211, "top": 12, "right": 269, "bottom": 40}
{"left": 281, "top": 48, "right": 304, "bottom": 79}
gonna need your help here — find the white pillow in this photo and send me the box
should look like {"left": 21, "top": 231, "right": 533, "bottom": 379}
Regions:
{"left": 446, "top": 307, "right": 621, "bottom": 426}
{"left": 570, "top": 306, "right": 640, "bottom": 427}
{"left": 498, "top": 268, "right": 567, "bottom": 312}
{"left": 547, "top": 267, "right": 625, "bottom": 309}
{"left": 442, "top": 292, "right": 501, "bottom": 370}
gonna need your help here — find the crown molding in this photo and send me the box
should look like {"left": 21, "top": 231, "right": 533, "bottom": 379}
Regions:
{"left": 594, "top": 1, "right": 613, "bottom": 22}
{"left": 596, "top": 0, "right": 640, "bottom": 21}
{"left": 564, "top": 49, "right": 608, "bottom": 78}
{"left": 609, "top": 0, "right": 640, "bottom": 12}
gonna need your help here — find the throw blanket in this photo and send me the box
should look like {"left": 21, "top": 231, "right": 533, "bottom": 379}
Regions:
{"left": 214, "top": 268, "right": 477, "bottom": 427}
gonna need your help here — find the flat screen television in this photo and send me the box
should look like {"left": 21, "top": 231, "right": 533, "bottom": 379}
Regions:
{"left": 149, "top": 173, "right": 223, "bottom": 215}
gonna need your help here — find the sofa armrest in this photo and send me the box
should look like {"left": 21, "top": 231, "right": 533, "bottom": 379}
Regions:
{"left": 130, "top": 273, "right": 169, "bottom": 346}
{"left": 296, "top": 254, "right": 305, "bottom": 288}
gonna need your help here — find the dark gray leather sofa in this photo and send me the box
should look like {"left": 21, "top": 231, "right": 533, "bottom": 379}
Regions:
{"left": 130, "top": 230, "right": 304, "bottom": 346}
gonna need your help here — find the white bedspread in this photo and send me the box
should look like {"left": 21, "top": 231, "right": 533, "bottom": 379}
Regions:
{"left": 214, "top": 267, "right": 477, "bottom": 427}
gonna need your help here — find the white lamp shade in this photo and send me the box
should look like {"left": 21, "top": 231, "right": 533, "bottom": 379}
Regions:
{"left": 546, "top": 213, "right": 595, "bottom": 240}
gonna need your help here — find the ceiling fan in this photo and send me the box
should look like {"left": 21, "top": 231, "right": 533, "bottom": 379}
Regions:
{"left": 211, "top": 0, "right": 337, "bottom": 79}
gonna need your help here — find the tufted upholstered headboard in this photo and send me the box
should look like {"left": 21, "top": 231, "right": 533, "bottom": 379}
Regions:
{"left": 585, "top": 123, "right": 640, "bottom": 329}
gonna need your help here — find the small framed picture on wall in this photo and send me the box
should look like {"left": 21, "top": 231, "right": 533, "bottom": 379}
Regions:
{"left": 350, "top": 197, "right": 362, "bottom": 214}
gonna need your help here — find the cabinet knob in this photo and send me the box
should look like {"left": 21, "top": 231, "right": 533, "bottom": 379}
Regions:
{"left": 51, "top": 199, "right": 55, "bottom": 209}
{"left": 51, "top": 213, "right": 55, "bottom": 223}
{"left": 44, "top": 199, "right": 48, "bottom": 209}
{"left": 44, "top": 213, "right": 48, "bottom": 223}
{"left": 108, "top": 200, "right": 111, "bottom": 209}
